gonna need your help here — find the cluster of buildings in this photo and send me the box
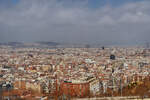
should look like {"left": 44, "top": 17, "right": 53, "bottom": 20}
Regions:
{"left": 0, "top": 46, "right": 150, "bottom": 99}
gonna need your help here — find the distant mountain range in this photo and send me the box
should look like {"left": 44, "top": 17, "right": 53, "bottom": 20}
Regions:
{"left": 0, "top": 42, "right": 24, "bottom": 46}
{"left": 1, "top": 41, "right": 142, "bottom": 48}
{"left": 36, "top": 41, "right": 60, "bottom": 46}
{"left": 0, "top": 41, "right": 60, "bottom": 47}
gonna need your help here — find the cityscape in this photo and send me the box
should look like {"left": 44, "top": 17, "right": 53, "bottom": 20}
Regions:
{"left": 1, "top": 0, "right": 150, "bottom": 100}
{"left": 0, "top": 43, "right": 150, "bottom": 100}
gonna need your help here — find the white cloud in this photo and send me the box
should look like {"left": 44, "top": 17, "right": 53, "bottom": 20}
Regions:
{"left": 0, "top": 0, "right": 150, "bottom": 45}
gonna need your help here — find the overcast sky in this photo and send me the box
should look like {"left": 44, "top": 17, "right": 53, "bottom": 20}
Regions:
{"left": 0, "top": 0, "right": 150, "bottom": 45}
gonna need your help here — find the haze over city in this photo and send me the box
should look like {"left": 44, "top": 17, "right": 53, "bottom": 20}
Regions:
{"left": 0, "top": 0, "right": 150, "bottom": 45}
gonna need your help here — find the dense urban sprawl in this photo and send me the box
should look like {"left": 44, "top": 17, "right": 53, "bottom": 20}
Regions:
{"left": 0, "top": 46, "right": 150, "bottom": 99}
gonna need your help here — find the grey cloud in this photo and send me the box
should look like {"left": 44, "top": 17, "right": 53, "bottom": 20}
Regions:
{"left": 0, "top": 0, "right": 150, "bottom": 45}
